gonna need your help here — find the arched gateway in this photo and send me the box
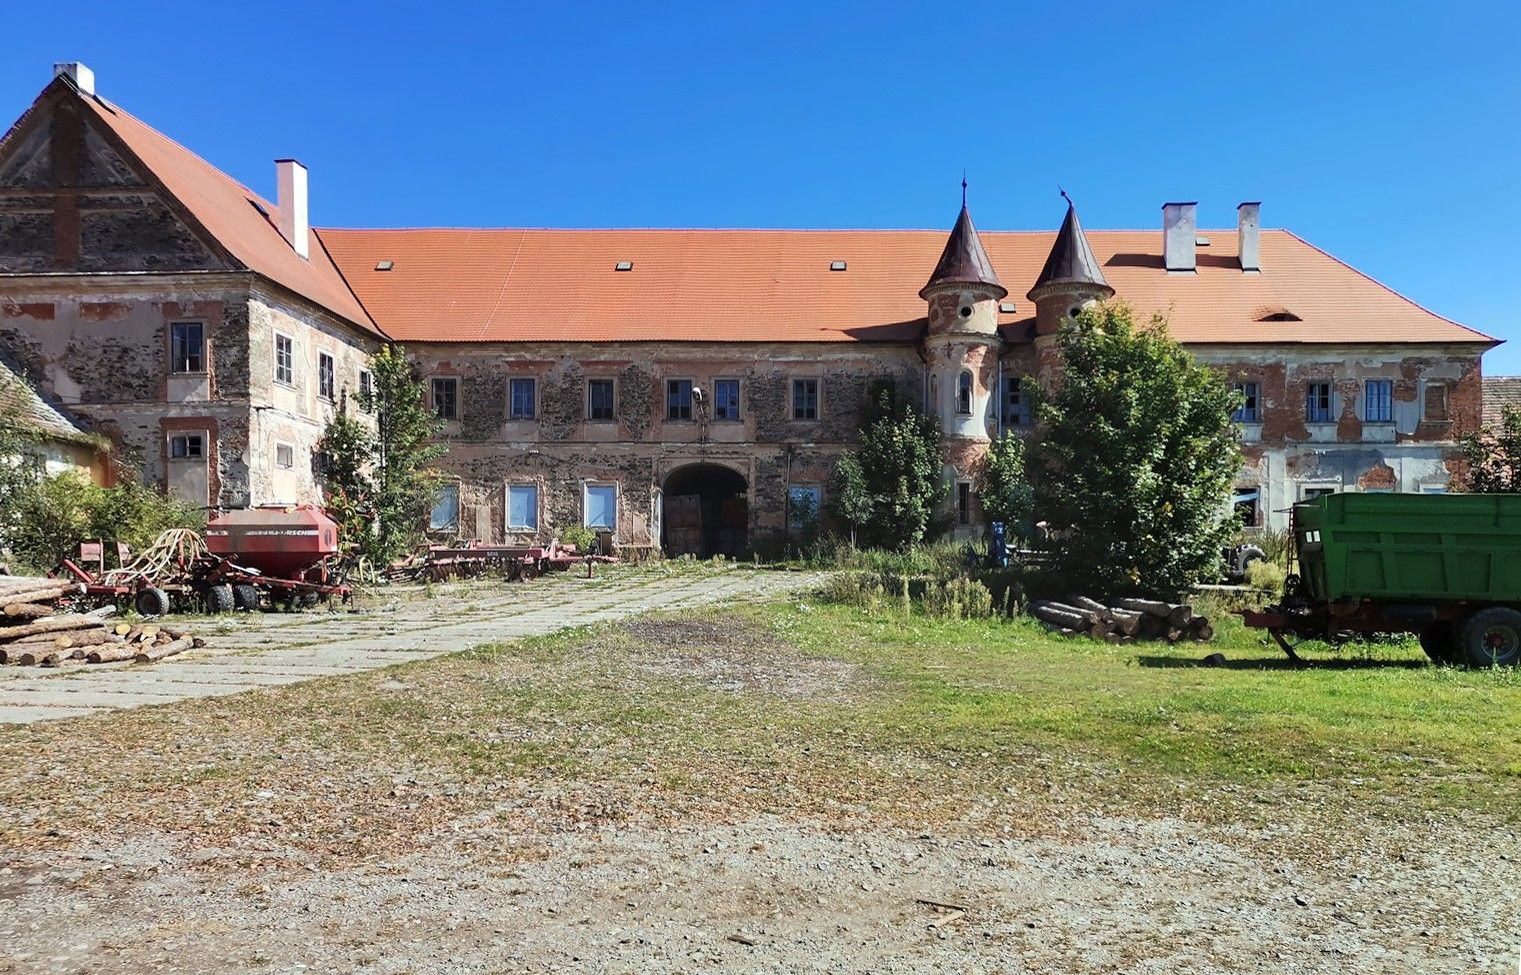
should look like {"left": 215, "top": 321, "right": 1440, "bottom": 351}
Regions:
{"left": 660, "top": 464, "right": 748, "bottom": 558}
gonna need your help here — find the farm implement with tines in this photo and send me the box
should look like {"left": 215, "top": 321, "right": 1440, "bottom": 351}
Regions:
{"left": 419, "top": 539, "right": 613, "bottom": 583}
{"left": 55, "top": 507, "right": 353, "bottom": 617}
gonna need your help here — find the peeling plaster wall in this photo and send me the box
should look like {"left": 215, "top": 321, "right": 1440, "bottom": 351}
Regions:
{"left": 247, "top": 288, "right": 380, "bottom": 506}
{"left": 0, "top": 276, "right": 254, "bottom": 507}
{"left": 407, "top": 341, "right": 922, "bottom": 547}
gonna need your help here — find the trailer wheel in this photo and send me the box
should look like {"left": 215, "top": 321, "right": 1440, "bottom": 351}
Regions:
{"left": 232, "top": 584, "right": 260, "bottom": 612}
{"left": 204, "top": 584, "right": 235, "bottom": 614}
{"left": 1418, "top": 623, "right": 1457, "bottom": 664}
{"left": 300, "top": 591, "right": 320, "bottom": 609}
{"left": 1234, "top": 545, "right": 1268, "bottom": 580}
{"left": 1459, "top": 607, "right": 1521, "bottom": 667}
{"left": 134, "top": 587, "right": 171, "bottom": 618}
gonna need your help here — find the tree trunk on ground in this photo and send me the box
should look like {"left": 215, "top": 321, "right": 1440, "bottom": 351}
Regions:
{"left": 0, "top": 616, "right": 106, "bottom": 642}
{"left": 2, "top": 603, "right": 56, "bottom": 619}
{"left": 135, "top": 638, "right": 192, "bottom": 663}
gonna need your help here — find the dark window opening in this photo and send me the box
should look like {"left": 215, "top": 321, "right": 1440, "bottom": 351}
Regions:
{"left": 588, "top": 379, "right": 615, "bottom": 421}
{"left": 666, "top": 379, "right": 693, "bottom": 421}
{"left": 1232, "top": 381, "right": 1260, "bottom": 423}
{"left": 957, "top": 482, "right": 972, "bottom": 526}
{"left": 171, "top": 322, "right": 204, "bottom": 373}
{"left": 431, "top": 377, "right": 458, "bottom": 420}
{"left": 510, "top": 378, "right": 536, "bottom": 419}
{"left": 318, "top": 353, "right": 335, "bottom": 401}
{"left": 713, "top": 379, "right": 741, "bottom": 421}
{"left": 1306, "top": 382, "right": 1333, "bottom": 423}
{"left": 955, "top": 371, "right": 973, "bottom": 416}
{"left": 791, "top": 379, "right": 819, "bottom": 420}
{"left": 169, "top": 434, "right": 204, "bottom": 459}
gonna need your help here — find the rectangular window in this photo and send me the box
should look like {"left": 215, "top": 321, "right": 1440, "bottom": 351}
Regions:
{"left": 957, "top": 482, "right": 972, "bottom": 526}
{"left": 1003, "top": 377, "right": 1031, "bottom": 427}
{"left": 1302, "top": 485, "right": 1337, "bottom": 501}
{"left": 170, "top": 322, "right": 204, "bottom": 373}
{"left": 587, "top": 379, "right": 615, "bottom": 421}
{"left": 318, "top": 352, "right": 335, "bottom": 401}
{"left": 274, "top": 334, "right": 294, "bottom": 385}
{"left": 1306, "top": 382, "right": 1333, "bottom": 423}
{"left": 1424, "top": 382, "right": 1450, "bottom": 421}
{"left": 666, "top": 379, "right": 693, "bottom": 421}
{"left": 275, "top": 442, "right": 295, "bottom": 469}
{"left": 358, "top": 370, "right": 374, "bottom": 410}
{"left": 713, "top": 378, "right": 741, "bottom": 421}
{"left": 787, "top": 484, "right": 822, "bottom": 531}
{"left": 510, "top": 377, "right": 536, "bottom": 419}
{"left": 431, "top": 377, "right": 458, "bottom": 420}
{"left": 1364, "top": 379, "right": 1393, "bottom": 423}
{"left": 507, "top": 483, "right": 538, "bottom": 530}
{"left": 791, "top": 378, "right": 819, "bottom": 420}
{"left": 584, "top": 483, "right": 617, "bottom": 530}
{"left": 168, "top": 434, "right": 203, "bottom": 459}
{"left": 1234, "top": 487, "right": 1260, "bottom": 527}
{"left": 1232, "top": 381, "right": 1260, "bottom": 423}
{"left": 429, "top": 484, "right": 460, "bottom": 531}
{"left": 1421, "top": 484, "right": 1449, "bottom": 494}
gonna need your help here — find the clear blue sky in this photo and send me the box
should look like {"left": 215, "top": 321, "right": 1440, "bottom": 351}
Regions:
{"left": 5, "top": 2, "right": 1518, "bottom": 367}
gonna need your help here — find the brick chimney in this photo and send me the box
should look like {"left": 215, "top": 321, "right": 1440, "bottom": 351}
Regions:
{"left": 1238, "top": 202, "right": 1261, "bottom": 272}
{"left": 275, "top": 159, "right": 309, "bottom": 260}
{"left": 1162, "top": 202, "right": 1197, "bottom": 272}
{"left": 52, "top": 62, "right": 95, "bottom": 96}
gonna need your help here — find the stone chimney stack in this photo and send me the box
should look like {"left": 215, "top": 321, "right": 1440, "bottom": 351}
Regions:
{"left": 275, "top": 159, "right": 309, "bottom": 260}
{"left": 53, "top": 62, "right": 95, "bottom": 96}
{"left": 1237, "top": 202, "right": 1261, "bottom": 272}
{"left": 1162, "top": 202, "right": 1197, "bottom": 272}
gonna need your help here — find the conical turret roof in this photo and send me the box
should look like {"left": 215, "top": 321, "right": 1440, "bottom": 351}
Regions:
{"left": 1029, "top": 202, "right": 1112, "bottom": 301}
{"left": 919, "top": 204, "right": 1007, "bottom": 300}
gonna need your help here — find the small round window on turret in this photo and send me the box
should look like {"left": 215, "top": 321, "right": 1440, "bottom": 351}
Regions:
{"left": 959, "top": 306, "right": 972, "bottom": 318}
{"left": 1068, "top": 306, "right": 1082, "bottom": 319}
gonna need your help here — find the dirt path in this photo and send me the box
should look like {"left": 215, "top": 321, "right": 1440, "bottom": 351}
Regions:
{"left": 0, "top": 567, "right": 827, "bottom": 724}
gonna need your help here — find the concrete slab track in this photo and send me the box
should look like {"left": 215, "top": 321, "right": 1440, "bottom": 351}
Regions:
{"left": 0, "top": 568, "right": 825, "bottom": 725}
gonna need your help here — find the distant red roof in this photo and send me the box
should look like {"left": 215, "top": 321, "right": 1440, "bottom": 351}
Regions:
{"left": 317, "top": 226, "right": 1495, "bottom": 346}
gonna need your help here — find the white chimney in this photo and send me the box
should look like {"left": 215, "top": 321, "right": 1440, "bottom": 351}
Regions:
{"left": 52, "top": 62, "right": 95, "bottom": 96}
{"left": 1237, "top": 202, "right": 1261, "bottom": 272}
{"left": 1162, "top": 202, "right": 1197, "bottom": 272}
{"left": 275, "top": 159, "right": 309, "bottom": 260}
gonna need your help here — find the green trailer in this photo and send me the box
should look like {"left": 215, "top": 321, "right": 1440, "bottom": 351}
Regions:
{"left": 1242, "top": 493, "right": 1521, "bottom": 666}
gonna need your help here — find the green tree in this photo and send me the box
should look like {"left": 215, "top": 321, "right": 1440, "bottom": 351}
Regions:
{"left": 827, "top": 389, "right": 945, "bottom": 550}
{"left": 1033, "top": 302, "right": 1241, "bottom": 596}
{"left": 0, "top": 378, "right": 44, "bottom": 558}
{"left": 1458, "top": 406, "right": 1521, "bottom": 492}
{"left": 976, "top": 430, "right": 1033, "bottom": 539}
{"left": 318, "top": 345, "right": 443, "bottom": 564}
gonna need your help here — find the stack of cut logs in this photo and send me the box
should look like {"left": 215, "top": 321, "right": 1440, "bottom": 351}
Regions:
{"left": 1030, "top": 595, "right": 1213, "bottom": 644}
{"left": 0, "top": 574, "right": 203, "bottom": 667}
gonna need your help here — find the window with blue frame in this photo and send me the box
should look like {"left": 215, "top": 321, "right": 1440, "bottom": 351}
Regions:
{"left": 506, "top": 483, "right": 538, "bottom": 530}
{"left": 713, "top": 379, "right": 741, "bottom": 420}
{"left": 1364, "top": 379, "right": 1393, "bottom": 422}
{"left": 429, "top": 483, "right": 459, "bottom": 532}
{"left": 510, "top": 378, "right": 536, "bottom": 419}
{"left": 584, "top": 483, "right": 617, "bottom": 529}
{"left": 1003, "top": 377, "right": 1031, "bottom": 427}
{"left": 1306, "top": 382, "right": 1334, "bottom": 423}
{"left": 1231, "top": 381, "right": 1260, "bottom": 422}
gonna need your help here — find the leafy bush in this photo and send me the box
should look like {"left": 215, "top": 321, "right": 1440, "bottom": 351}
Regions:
{"left": 827, "top": 389, "right": 945, "bottom": 550}
{"left": 1033, "top": 302, "right": 1242, "bottom": 597}
{"left": 558, "top": 524, "right": 597, "bottom": 553}
{"left": 976, "top": 431, "right": 1033, "bottom": 540}
{"left": 1245, "top": 559, "right": 1287, "bottom": 595}
{"left": 2, "top": 471, "right": 202, "bottom": 572}
{"left": 819, "top": 568, "right": 995, "bottom": 621}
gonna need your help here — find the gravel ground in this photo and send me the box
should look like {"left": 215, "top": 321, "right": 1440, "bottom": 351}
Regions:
{"left": 0, "top": 810, "right": 1513, "bottom": 974}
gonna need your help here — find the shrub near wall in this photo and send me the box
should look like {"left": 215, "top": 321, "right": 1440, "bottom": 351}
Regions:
{"left": 1, "top": 472, "right": 203, "bottom": 572}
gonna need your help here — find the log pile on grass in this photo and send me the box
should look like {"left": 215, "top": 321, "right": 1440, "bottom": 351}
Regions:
{"left": 0, "top": 576, "right": 206, "bottom": 667}
{"left": 1029, "top": 595, "right": 1212, "bottom": 644}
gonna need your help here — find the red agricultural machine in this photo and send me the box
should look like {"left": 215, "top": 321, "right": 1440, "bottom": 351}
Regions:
{"left": 57, "top": 506, "right": 351, "bottom": 617}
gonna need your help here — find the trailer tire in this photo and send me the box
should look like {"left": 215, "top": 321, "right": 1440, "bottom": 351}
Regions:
{"left": 134, "top": 587, "right": 171, "bottom": 618}
{"left": 1418, "top": 623, "right": 1457, "bottom": 664}
{"left": 300, "top": 591, "right": 320, "bottom": 609}
{"left": 1459, "top": 607, "right": 1521, "bottom": 667}
{"left": 1234, "top": 545, "right": 1268, "bottom": 579}
{"left": 205, "top": 584, "right": 235, "bottom": 615}
{"left": 233, "top": 584, "right": 260, "bottom": 612}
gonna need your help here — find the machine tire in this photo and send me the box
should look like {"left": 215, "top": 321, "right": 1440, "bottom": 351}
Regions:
{"left": 205, "top": 584, "right": 235, "bottom": 614}
{"left": 1235, "top": 545, "right": 1268, "bottom": 579}
{"left": 134, "top": 587, "right": 171, "bottom": 618}
{"left": 1418, "top": 623, "right": 1457, "bottom": 664}
{"left": 300, "top": 590, "right": 320, "bottom": 609}
{"left": 232, "top": 584, "right": 260, "bottom": 612}
{"left": 1459, "top": 607, "right": 1521, "bottom": 668}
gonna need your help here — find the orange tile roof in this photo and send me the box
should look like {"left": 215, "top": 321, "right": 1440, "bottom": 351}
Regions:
{"left": 70, "top": 90, "right": 380, "bottom": 336}
{"left": 317, "top": 226, "right": 1494, "bottom": 346}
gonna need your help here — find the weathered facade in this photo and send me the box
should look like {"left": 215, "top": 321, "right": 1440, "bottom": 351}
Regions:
{"left": 0, "top": 64, "right": 1499, "bottom": 548}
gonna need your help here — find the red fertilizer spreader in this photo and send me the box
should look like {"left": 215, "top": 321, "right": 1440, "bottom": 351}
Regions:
{"left": 199, "top": 505, "right": 350, "bottom": 609}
